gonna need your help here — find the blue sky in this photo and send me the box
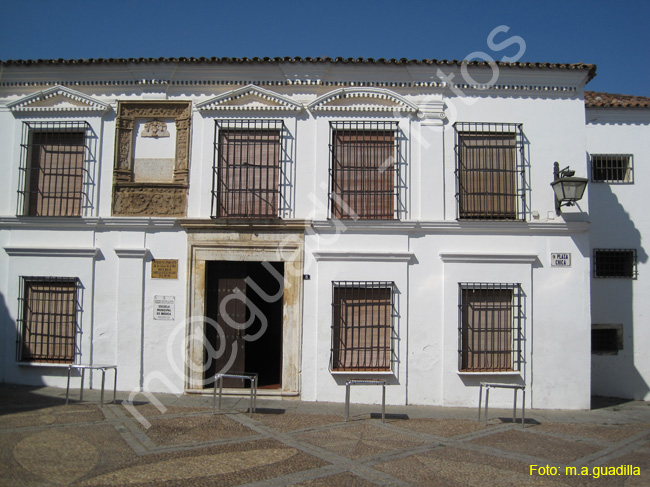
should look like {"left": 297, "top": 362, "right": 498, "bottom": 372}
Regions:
{"left": 1, "top": 0, "right": 648, "bottom": 96}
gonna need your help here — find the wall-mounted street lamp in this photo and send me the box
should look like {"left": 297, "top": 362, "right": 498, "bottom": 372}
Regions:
{"left": 550, "top": 162, "right": 588, "bottom": 215}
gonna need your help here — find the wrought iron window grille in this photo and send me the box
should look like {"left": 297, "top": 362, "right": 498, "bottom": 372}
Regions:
{"left": 328, "top": 121, "right": 403, "bottom": 220}
{"left": 458, "top": 282, "right": 523, "bottom": 372}
{"left": 591, "top": 326, "right": 623, "bottom": 354}
{"left": 454, "top": 122, "right": 525, "bottom": 221}
{"left": 330, "top": 281, "right": 397, "bottom": 372}
{"left": 591, "top": 154, "right": 633, "bottom": 183}
{"left": 593, "top": 249, "right": 637, "bottom": 278}
{"left": 16, "top": 276, "right": 81, "bottom": 364}
{"left": 17, "top": 121, "right": 93, "bottom": 217}
{"left": 211, "top": 119, "right": 288, "bottom": 219}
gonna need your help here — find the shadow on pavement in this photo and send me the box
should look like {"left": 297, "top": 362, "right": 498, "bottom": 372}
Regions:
{"left": 591, "top": 395, "right": 638, "bottom": 410}
{"left": 0, "top": 384, "right": 68, "bottom": 415}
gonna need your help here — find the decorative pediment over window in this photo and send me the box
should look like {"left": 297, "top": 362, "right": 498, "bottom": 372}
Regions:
{"left": 308, "top": 87, "right": 419, "bottom": 113}
{"left": 7, "top": 85, "right": 109, "bottom": 112}
{"left": 196, "top": 84, "right": 303, "bottom": 111}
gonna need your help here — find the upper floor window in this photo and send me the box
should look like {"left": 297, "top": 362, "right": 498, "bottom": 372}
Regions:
{"left": 17, "top": 277, "right": 79, "bottom": 363}
{"left": 459, "top": 282, "right": 523, "bottom": 372}
{"left": 455, "top": 123, "right": 524, "bottom": 221}
{"left": 330, "top": 281, "right": 396, "bottom": 372}
{"left": 329, "top": 121, "right": 399, "bottom": 220}
{"left": 18, "top": 121, "right": 91, "bottom": 217}
{"left": 212, "top": 120, "right": 284, "bottom": 218}
{"left": 593, "top": 249, "right": 637, "bottom": 278}
{"left": 591, "top": 154, "right": 633, "bottom": 183}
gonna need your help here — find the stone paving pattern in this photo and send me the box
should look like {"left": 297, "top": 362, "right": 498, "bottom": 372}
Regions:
{"left": 0, "top": 384, "right": 649, "bottom": 486}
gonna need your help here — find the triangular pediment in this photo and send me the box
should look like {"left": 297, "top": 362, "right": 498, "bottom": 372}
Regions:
{"left": 196, "top": 84, "right": 303, "bottom": 111}
{"left": 308, "top": 87, "right": 419, "bottom": 113}
{"left": 7, "top": 85, "right": 109, "bottom": 112}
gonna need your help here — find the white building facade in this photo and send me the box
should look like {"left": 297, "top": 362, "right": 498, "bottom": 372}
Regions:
{"left": 0, "top": 58, "right": 604, "bottom": 410}
{"left": 586, "top": 92, "right": 650, "bottom": 401}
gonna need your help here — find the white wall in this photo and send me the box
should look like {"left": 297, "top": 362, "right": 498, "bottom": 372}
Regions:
{"left": 586, "top": 108, "right": 650, "bottom": 400}
{"left": 303, "top": 226, "right": 591, "bottom": 410}
{"left": 300, "top": 89, "right": 592, "bottom": 410}
{"left": 0, "top": 224, "right": 187, "bottom": 393}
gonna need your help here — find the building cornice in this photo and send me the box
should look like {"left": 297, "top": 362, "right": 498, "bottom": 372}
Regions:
{"left": 439, "top": 252, "right": 538, "bottom": 264}
{"left": 4, "top": 246, "right": 101, "bottom": 258}
{"left": 0, "top": 78, "right": 583, "bottom": 95}
{"left": 180, "top": 218, "right": 308, "bottom": 232}
{"left": 310, "top": 220, "right": 590, "bottom": 235}
{"left": 312, "top": 250, "right": 415, "bottom": 262}
{"left": 0, "top": 217, "right": 589, "bottom": 235}
{"left": 0, "top": 57, "right": 596, "bottom": 82}
{"left": 417, "top": 220, "right": 590, "bottom": 234}
{"left": 0, "top": 217, "right": 181, "bottom": 230}
{"left": 114, "top": 248, "right": 151, "bottom": 258}
{"left": 586, "top": 109, "right": 650, "bottom": 125}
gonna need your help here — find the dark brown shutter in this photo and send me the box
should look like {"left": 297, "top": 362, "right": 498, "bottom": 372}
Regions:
{"left": 332, "top": 130, "right": 394, "bottom": 219}
{"left": 22, "top": 280, "right": 76, "bottom": 363}
{"left": 461, "top": 288, "right": 512, "bottom": 371}
{"left": 218, "top": 129, "right": 280, "bottom": 217}
{"left": 332, "top": 286, "right": 391, "bottom": 371}
{"left": 28, "top": 132, "right": 84, "bottom": 216}
{"left": 458, "top": 132, "right": 517, "bottom": 219}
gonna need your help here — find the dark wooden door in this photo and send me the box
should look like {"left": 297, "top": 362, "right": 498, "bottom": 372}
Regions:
{"left": 205, "top": 262, "right": 247, "bottom": 388}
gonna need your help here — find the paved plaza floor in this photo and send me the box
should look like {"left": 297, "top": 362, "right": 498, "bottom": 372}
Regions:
{"left": 1, "top": 384, "right": 649, "bottom": 486}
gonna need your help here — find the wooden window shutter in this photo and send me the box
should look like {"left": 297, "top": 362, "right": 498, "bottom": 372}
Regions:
{"left": 218, "top": 129, "right": 280, "bottom": 217}
{"left": 332, "top": 130, "right": 394, "bottom": 219}
{"left": 332, "top": 285, "right": 391, "bottom": 371}
{"left": 458, "top": 132, "right": 517, "bottom": 220}
{"left": 22, "top": 280, "right": 76, "bottom": 363}
{"left": 28, "top": 132, "right": 85, "bottom": 216}
{"left": 461, "top": 288, "right": 513, "bottom": 371}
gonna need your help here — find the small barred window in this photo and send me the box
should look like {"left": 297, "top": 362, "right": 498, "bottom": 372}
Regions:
{"left": 591, "top": 154, "right": 633, "bottom": 183}
{"left": 593, "top": 249, "right": 636, "bottom": 278}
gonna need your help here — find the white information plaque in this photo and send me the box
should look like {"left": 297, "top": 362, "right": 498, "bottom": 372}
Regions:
{"left": 154, "top": 295, "right": 175, "bottom": 320}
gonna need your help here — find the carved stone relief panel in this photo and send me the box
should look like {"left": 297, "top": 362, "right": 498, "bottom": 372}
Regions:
{"left": 141, "top": 119, "right": 170, "bottom": 138}
{"left": 112, "top": 186, "right": 187, "bottom": 216}
{"left": 112, "top": 101, "right": 191, "bottom": 216}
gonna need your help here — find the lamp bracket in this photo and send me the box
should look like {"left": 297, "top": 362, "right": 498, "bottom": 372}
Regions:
{"left": 553, "top": 162, "right": 576, "bottom": 181}
{"left": 559, "top": 167, "right": 575, "bottom": 178}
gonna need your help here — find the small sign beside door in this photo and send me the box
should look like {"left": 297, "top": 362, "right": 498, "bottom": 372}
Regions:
{"left": 551, "top": 253, "right": 571, "bottom": 267}
{"left": 154, "top": 296, "right": 175, "bottom": 320}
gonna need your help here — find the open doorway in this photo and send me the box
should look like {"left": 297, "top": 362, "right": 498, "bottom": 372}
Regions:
{"left": 204, "top": 261, "right": 284, "bottom": 389}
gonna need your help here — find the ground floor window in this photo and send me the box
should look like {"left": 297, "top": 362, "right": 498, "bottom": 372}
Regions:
{"left": 330, "top": 281, "right": 395, "bottom": 372}
{"left": 17, "top": 277, "right": 79, "bottom": 363}
{"left": 591, "top": 325, "right": 623, "bottom": 354}
{"left": 459, "top": 282, "right": 522, "bottom": 372}
{"left": 593, "top": 249, "right": 636, "bottom": 278}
